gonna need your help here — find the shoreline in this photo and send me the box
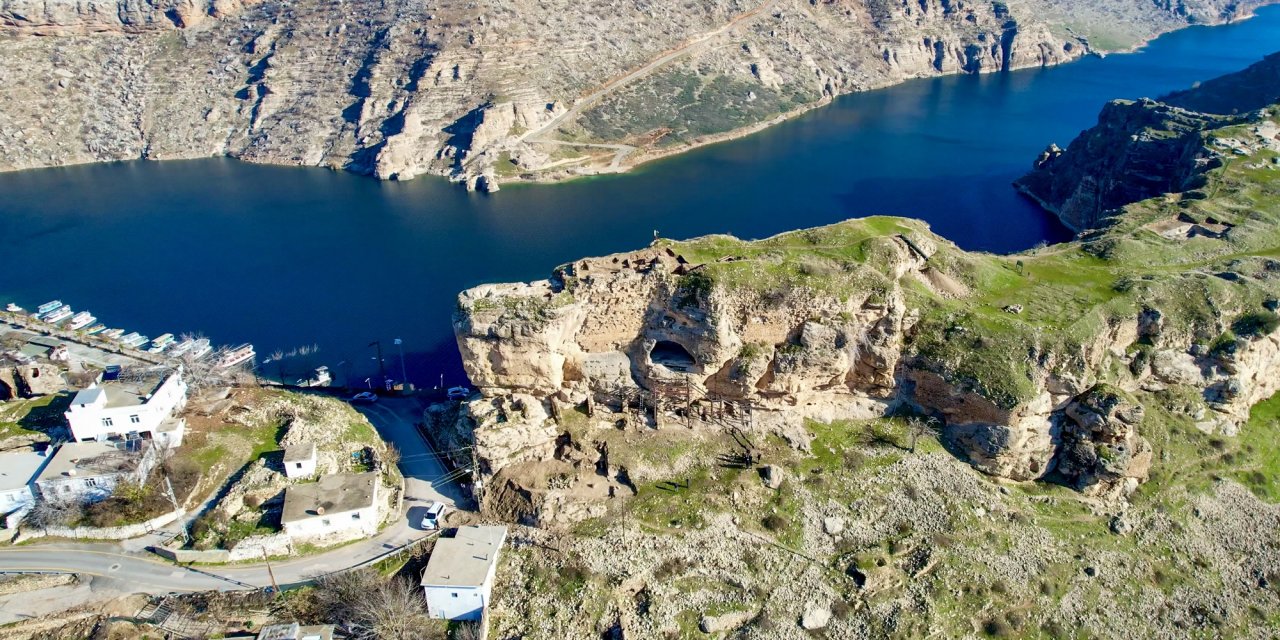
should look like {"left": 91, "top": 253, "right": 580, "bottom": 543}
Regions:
{"left": 0, "top": 5, "right": 1275, "bottom": 187}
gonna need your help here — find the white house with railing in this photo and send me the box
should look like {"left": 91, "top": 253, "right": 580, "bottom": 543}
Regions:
{"left": 64, "top": 367, "right": 187, "bottom": 447}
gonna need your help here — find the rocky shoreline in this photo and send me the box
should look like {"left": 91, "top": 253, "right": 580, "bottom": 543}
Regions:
{"left": 0, "top": 0, "right": 1273, "bottom": 190}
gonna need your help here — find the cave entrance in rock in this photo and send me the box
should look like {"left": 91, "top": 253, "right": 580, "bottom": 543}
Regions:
{"left": 650, "top": 340, "right": 696, "bottom": 372}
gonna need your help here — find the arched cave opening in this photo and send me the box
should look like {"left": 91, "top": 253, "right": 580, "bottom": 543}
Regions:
{"left": 650, "top": 340, "right": 696, "bottom": 372}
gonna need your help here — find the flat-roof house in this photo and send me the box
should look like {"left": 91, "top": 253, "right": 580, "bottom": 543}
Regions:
{"left": 282, "top": 442, "right": 317, "bottom": 479}
{"left": 420, "top": 525, "right": 508, "bottom": 621}
{"left": 34, "top": 440, "right": 158, "bottom": 502}
{"left": 65, "top": 367, "right": 187, "bottom": 447}
{"left": 281, "top": 472, "right": 379, "bottom": 540}
{"left": 0, "top": 446, "right": 53, "bottom": 514}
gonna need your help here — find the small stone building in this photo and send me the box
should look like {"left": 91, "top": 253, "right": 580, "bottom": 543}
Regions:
{"left": 282, "top": 441, "right": 317, "bottom": 479}
{"left": 281, "top": 472, "right": 379, "bottom": 540}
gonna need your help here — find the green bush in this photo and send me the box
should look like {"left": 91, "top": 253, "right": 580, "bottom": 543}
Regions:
{"left": 1232, "top": 311, "right": 1280, "bottom": 338}
{"left": 762, "top": 514, "right": 787, "bottom": 532}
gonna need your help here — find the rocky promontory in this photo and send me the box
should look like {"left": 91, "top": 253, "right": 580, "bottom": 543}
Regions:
{"left": 444, "top": 53, "right": 1280, "bottom": 531}
{"left": 1016, "top": 51, "right": 1280, "bottom": 230}
{"left": 0, "top": 0, "right": 1273, "bottom": 189}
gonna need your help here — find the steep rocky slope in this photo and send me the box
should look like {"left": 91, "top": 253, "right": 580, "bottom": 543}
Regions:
{"left": 0, "top": 0, "right": 1272, "bottom": 189}
{"left": 1016, "top": 52, "right": 1280, "bottom": 230}
{"left": 442, "top": 60, "right": 1280, "bottom": 638}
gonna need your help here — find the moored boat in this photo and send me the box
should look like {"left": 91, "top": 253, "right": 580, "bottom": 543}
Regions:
{"left": 5, "top": 303, "right": 23, "bottom": 313}
{"left": 147, "top": 333, "right": 176, "bottom": 353}
{"left": 101, "top": 328, "right": 125, "bottom": 341}
{"left": 66, "top": 311, "right": 96, "bottom": 330}
{"left": 297, "top": 366, "right": 332, "bottom": 387}
{"left": 43, "top": 307, "right": 73, "bottom": 323}
{"left": 36, "top": 300, "right": 63, "bottom": 315}
{"left": 215, "top": 343, "right": 256, "bottom": 369}
{"left": 120, "top": 332, "right": 149, "bottom": 348}
{"left": 84, "top": 323, "right": 107, "bottom": 335}
{"left": 187, "top": 338, "right": 212, "bottom": 360}
{"left": 168, "top": 339, "right": 195, "bottom": 357}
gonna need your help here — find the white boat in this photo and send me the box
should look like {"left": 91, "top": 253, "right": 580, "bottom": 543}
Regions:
{"left": 101, "top": 328, "right": 125, "bottom": 341}
{"left": 36, "top": 300, "right": 62, "bottom": 315}
{"left": 147, "top": 333, "right": 176, "bottom": 353}
{"left": 168, "top": 340, "right": 195, "bottom": 357}
{"left": 215, "top": 343, "right": 256, "bottom": 369}
{"left": 43, "top": 307, "right": 73, "bottom": 323}
{"left": 4, "top": 303, "right": 23, "bottom": 313}
{"left": 297, "top": 366, "right": 332, "bottom": 388}
{"left": 120, "top": 333, "right": 149, "bottom": 348}
{"left": 66, "top": 311, "right": 96, "bottom": 330}
{"left": 84, "top": 323, "right": 107, "bottom": 335}
{"left": 187, "top": 338, "right": 212, "bottom": 360}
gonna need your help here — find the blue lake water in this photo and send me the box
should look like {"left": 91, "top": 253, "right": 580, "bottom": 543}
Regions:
{"left": 2, "top": 7, "right": 1279, "bottom": 387}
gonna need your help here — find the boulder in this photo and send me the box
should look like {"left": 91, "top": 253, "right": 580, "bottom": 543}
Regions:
{"left": 801, "top": 605, "right": 832, "bottom": 630}
{"left": 762, "top": 465, "right": 784, "bottom": 490}
{"left": 822, "top": 516, "right": 845, "bottom": 536}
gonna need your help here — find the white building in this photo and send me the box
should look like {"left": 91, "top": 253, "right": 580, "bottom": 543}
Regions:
{"left": 65, "top": 367, "right": 187, "bottom": 447}
{"left": 282, "top": 442, "right": 317, "bottom": 479}
{"left": 0, "top": 446, "right": 53, "bottom": 514}
{"left": 420, "top": 525, "right": 508, "bottom": 621}
{"left": 281, "top": 472, "right": 379, "bottom": 540}
{"left": 33, "top": 440, "right": 158, "bottom": 502}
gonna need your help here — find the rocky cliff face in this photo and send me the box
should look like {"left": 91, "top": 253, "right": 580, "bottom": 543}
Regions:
{"left": 0, "top": 0, "right": 1272, "bottom": 188}
{"left": 1016, "top": 52, "right": 1280, "bottom": 231}
{"left": 452, "top": 60, "right": 1280, "bottom": 521}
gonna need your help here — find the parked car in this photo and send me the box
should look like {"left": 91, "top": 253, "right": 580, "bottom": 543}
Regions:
{"left": 447, "top": 386, "right": 471, "bottom": 400}
{"left": 350, "top": 391, "right": 378, "bottom": 404}
{"left": 420, "top": 501, "right": 447, "bottom": 530}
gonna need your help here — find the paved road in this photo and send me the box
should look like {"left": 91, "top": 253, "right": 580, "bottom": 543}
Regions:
{"left": 0, "top": 396, "right": 468, "bottom": 604}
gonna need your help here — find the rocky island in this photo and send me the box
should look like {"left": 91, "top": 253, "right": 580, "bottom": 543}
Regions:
{"left": 0, "top": 0, "right": 1274, "bottom": 189}
{"left": 437, "top": 54, "right": 1280, "bottom": 637}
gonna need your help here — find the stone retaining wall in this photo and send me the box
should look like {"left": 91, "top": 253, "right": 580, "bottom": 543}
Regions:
{"left": 15, "top": 508, "right": 185, "bottom": 543}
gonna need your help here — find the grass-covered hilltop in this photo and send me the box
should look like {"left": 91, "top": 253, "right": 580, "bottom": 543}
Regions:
{"left": 446, "top": 54, "right": 1280, "bottom": 638}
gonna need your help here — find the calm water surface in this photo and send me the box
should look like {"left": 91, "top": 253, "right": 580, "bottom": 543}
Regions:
{"left": 2, "top": 8, "right": 1279, "bottom": 386}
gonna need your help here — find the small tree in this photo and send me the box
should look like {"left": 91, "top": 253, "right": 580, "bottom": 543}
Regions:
{"left": 314, "top": 569, "right": 441, "bottom": 640}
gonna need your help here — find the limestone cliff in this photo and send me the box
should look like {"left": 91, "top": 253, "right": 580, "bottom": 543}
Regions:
{"left": 1016, "top": 52, "right": 1280, "bottom": 230}
{"left": 452, "top": 68, "right": 1280, "bottom": 522}
{"left": 0, "top": 0, "right": 1272, "bottom": 189}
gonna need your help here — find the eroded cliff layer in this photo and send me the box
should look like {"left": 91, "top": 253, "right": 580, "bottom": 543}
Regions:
{"left": 0, "top": 0, "right": 1271, "bottom": 188}
{"left": 450, "top": 57, "right": 1280, "bottom": 523}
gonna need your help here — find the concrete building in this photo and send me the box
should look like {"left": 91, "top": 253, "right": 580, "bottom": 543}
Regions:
{"left": 0, "top": 446, "right": 53, "bottom": 514}
{"left": 282, "top": 442, "right": 317, "bottom": 479}
{"left": 34, "top": 440, "right": 158, "bottom": 502}
{"left": 281, "top": 472, "right": 379, "bottom": 540}
{"left": 420, "top": 525, "right": 508, "bottom": 621}
{"left": 65, "top": 367, "right": 187, "bottom": 447}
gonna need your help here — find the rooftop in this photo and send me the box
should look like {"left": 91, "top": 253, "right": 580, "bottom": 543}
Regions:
{"left": 420, "top": 525, "right": 508, "bottom": 588}
{"left": 35, "top": 440, "right": 148, "bottom": 484}
{"left": 70, "top": 369, "right": 175, "bottom": 410}
{"left": 281, "top": 472, "right": 378, "bottom": 524}
{"left": 283, "top": 441, "right": 316, "bottom": 463}
{"left": 0, "top": 446, "right": 52, "bottom": 493}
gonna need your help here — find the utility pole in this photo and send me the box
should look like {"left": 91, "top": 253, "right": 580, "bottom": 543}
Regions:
{"left": 368, "top": 340, "right": 386, "bottom": 388}
{"left": 394, "top": 338, "right": 409, "bottom": 391}
{"left": 261, "top": 547, "right": 281, "bottom": 597}
{"left": 162, "top": 475, "right": 184, "bottom": 543}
